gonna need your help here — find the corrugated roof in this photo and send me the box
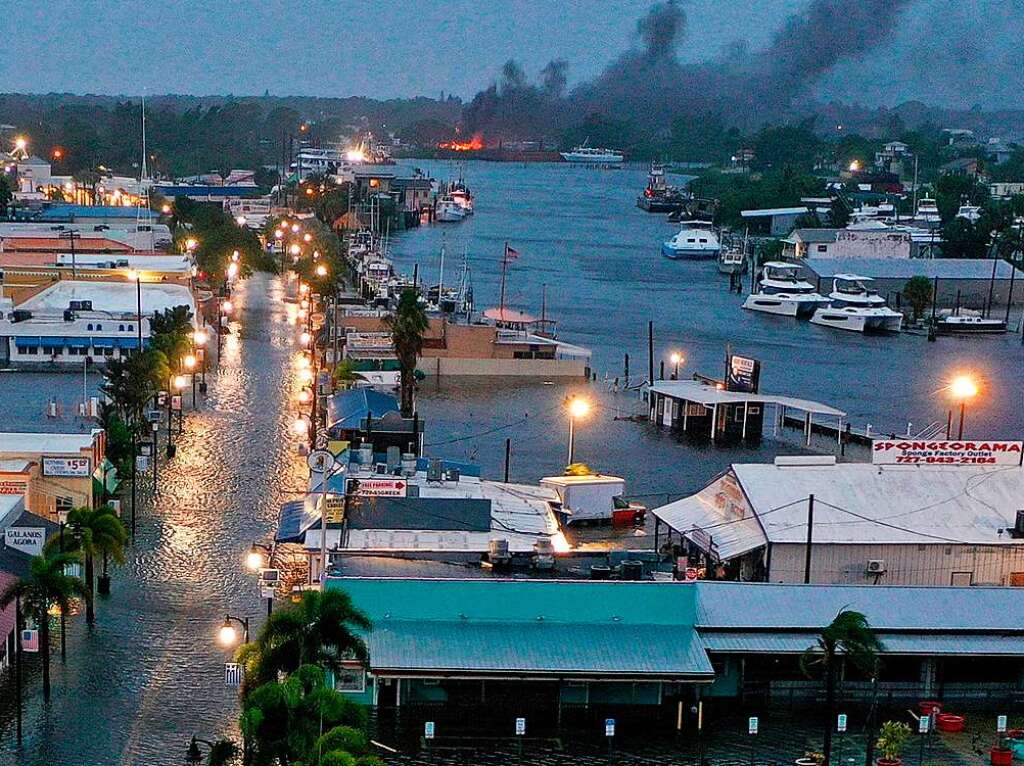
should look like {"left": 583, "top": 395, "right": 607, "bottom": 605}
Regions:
{"left": 732, "top": 463, "right": 1024, "bottom": 545}
{"left": 695, "top": 581, "right": 1024, "bottom": 631}
{"left": 18, "top": 281, "right": 196, "bottom": 318}
{"left": 367, "top": 620, "right": 713, "bottom": 678}
{"left": 803, "top": 257, "right": 1024, "bottom": 281}
{"left": 741, "top": 207, "right": 809, "bottom": 218}
{"left": 700, "top": 631, "right": 1024, "bottom": 656}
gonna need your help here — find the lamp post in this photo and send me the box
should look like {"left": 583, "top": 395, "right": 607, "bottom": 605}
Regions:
{"left": 670, "top": 352, "right": 684, "bottom": 380}
{"left": 218, "top": 613, "right": 250, "bottom": 647}
{"left": 948, "top": 375, "right": 979, "bottom": 440}
{"left": 565, "top": 396, "right": 591, "bottom": 466}
{"left": 193, "top": 329, "right": 208, "bottom": 393}
{"left": 183, "top": 354, "right": 197, "bottom": 408}
{"left": 246, "top": 542, "right": 275, "bottom": 617}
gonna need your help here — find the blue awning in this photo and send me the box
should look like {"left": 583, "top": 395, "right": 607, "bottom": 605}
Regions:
{"left": 14, "top": 336, "right": 42, "bottom": 348}
{"left": 275, "top": 499, "right": 320, "bottom": 543}
{"left": 65, "top": 337, "right": 90, "bottom": 349}
{"left": 91, "top": 338, "right": 116, "bottom": 348}
{"left": 38, "top": 337, "right": 65, "bottom": 349}
{"left": 118, "top": 338, "right": 140, "bottom": 349}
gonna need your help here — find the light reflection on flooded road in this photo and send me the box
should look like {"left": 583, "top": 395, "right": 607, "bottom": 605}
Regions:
{"left": 0, "top": 273, "right": 306, "bottom": 766}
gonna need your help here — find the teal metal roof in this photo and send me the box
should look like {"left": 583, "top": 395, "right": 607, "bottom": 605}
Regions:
{"left": 700, "top": 631, "right": 1024, "bottom": 657}
{"left": 368, "top": 620, "right": 713, "bottom": 678}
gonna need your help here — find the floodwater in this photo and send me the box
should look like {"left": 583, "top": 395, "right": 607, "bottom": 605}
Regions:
{"left": 0, "top": 274, "right": 307, "bottom": 765}
{"left": 0, "top": 162, "right": 1021, "bottom": 764}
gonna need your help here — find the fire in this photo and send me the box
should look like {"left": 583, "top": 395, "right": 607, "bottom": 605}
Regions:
{"left": 439, "top": 133, "right": 484, "bottom": 151}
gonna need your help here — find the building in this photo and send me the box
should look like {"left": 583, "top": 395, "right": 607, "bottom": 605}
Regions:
{"left": 324, "top": 389, "right": 422, "bottom": 454}
{"left": 326, "top": 577, "right": 1024, "bottom": 733}
{"left": 799, "top": 257, "right": 1024, "bottom": 310}
{"left": 739, "top": 207, "right": 810, "bottom": 236}
{"left": 652, "top": 455, "right": 1024, "bottom": 586}
{"left": 990, "top": 182, "right": 1024, "bottom": 200}
{"left": 939, "top": 157, "right": 982, "bottom": 178}
{"left": 151, "top": 184, "right": 263, "bottom": 204}
{"left": 783, "top": 225, "right": 911, "bottom": 260}
{"left": 0, "top": 222, "right": 173, "bottom": 251}
{"left": 0, "top": 430, "right": 110, "bottom": 520}
{"left": 34, "top": 204, "right": 159, "bottom": 226}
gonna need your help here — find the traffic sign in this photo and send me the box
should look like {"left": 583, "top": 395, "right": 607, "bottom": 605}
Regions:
{"left": 171, "top": 395, "right": 182, "bottom": 412}
{"left": 748, "top": 716, "right": 759, "bottom": 735}
{"left": 998, "top": 715, "right": 1008, "bottom": 734}
{"left": 837, "top": 714, "right": 847, "bottom": 733}
{"left": 605, "top": 719, "right": 615, "bottom": 737}
{"left": 307, "top": 449, "right": 335, "bottom": 474}
{"left": 515, "top": 718, "right": 526, "bottom": 736}
{"left": 424, "top": 721, "right": 435, "bottom": 740}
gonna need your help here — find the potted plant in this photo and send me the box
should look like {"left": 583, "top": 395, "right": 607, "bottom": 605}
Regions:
{"left": 991, "top": 736, "right": 1013, "bottom": 766}
{"left": 796, "top": 751, "right": 824, "bottom": 766}
{"left": 877, "top": 721, "right": 912, "bottom": 766}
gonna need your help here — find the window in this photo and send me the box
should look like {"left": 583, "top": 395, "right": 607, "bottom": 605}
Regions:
{"left": 96, "top": 324, "right": 103, "bottom": 330}
{"left": 118, "top": 324, "right": 125, "bottom": 331}
{"left": 950, "top": 571, "right": 973, "bottom": 586}
{"left": 816, "top": 244, "right": 829, "bottom": 252}
{"left": 127, "top": 324, "right": 133, "bottom": 331}
{"left": 699, "top": 238, "right": 708, "bottom": 243}
{"left": 334, "top": 666, "right": 366, "bottom": 693}
{"left": 87, "top": 323, "right": 93, "bottom": 331}
{"left": 56, "top": 495, "right": 74, "bottom": 520}
{"left": 23, "top": 346, "right": 39, "bottom": 355}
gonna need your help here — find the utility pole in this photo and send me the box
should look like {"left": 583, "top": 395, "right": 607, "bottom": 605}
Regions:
{"left": 803, "top": 494, "right": 815, "bottom": 584}
{"left": 648, "top": 320, "right": 654, "bottom": 384}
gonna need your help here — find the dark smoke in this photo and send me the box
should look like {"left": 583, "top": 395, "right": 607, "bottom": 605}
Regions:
{"left": 462, "top": 0, "right": 916, "bottom": 138}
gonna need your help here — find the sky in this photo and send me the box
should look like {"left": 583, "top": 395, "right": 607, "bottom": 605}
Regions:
{"left": 0, "top": 0, "right": 1020, "bottom": 108}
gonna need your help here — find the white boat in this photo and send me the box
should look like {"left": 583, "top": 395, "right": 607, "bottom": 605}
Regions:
{"left": 935, "top": 310, "right": 1007, "bottom": 335}
{"left": 956, "top": 204, "right": 982, "bottom": 222}
{"left": 661, "top": 221, "right": 721, "bottom": 260}
{"left": 742, "top": 262, "right": 830, "bottom": 317}
{"left": 436, "top": 195, "right": 466, "bottom": 222}
{"left": 809, "top": 275, "right": 903, "bottom": 333}
{"left": 914, "top": 197, "right": 941, "bottom": 226}
{"left": 560, "top": 143, "right": 624, "bottom": 166}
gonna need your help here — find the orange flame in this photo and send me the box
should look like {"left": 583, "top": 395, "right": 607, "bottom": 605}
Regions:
{"left": 439, "top": 133, "right": 484, "bottom": 151}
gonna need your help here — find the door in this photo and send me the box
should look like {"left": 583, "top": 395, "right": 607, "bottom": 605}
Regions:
{"left": 950, "top": 571, "right": 973, "bottom": 586}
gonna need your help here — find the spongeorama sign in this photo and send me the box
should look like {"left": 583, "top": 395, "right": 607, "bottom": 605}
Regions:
{"left": 872, "top": 440, "right": 1024, "bottom": 466}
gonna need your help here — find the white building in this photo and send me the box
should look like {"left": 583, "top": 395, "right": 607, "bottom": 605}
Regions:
{"left": 653, "top": 455, "right": 1024, "bottom": 587}
{"left": 784, "top": 222, "right": 912, "bottom": 260}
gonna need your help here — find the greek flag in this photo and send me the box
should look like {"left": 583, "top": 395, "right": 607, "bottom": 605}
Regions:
{"left": 224, "top": 662, "right": 244, "bottom": 687}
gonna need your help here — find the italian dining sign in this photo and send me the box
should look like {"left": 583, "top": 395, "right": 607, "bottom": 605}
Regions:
{"left": 871, "top": 440, "right": 1024, "bottom": 466}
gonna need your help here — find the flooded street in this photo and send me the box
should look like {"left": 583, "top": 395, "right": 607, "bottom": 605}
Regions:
{"left": 0, "top": 273, "right": 305, "bottom": 766}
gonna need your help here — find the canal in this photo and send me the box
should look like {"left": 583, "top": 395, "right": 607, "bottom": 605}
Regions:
{"left": 0, "top": 273, "right": 305, "bottom": 766}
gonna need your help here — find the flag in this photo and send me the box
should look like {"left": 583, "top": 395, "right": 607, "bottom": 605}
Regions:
{"left": 225, "top": 662, "right": 244, "bottom": 687}
{"left": 21, "top": 629, "right": 39, "bottom": 653}
{"left": 504, "top": 244, "right": 519, "bottom": 262}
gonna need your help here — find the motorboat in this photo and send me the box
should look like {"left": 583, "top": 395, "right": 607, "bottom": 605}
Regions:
{"left": 436, "top": 195, "right": 466, "bottom": 222}
{"left": 742, "top": 262, "right": 830, "bottom": 317}
{"left": 637, "top": 162, "right": 687, "bottom": 212}
{"left": 661, "top": 221, "right": 721, "bottom": 260}
{"left": 956, "top": 204, "right": 982, "bottom": 223}
{"left": 560, "top": 143, "right": 624, "bottom": 166}
{"left": 718, "top": 231, "right": 749, "bottom": 275}
{"left": 914, "top": 198, "right": 941, "bottom": 226}
{"left": 809, "top": 274, "right": 903, "bottom": 333}
{"left": 935, "top": 310, "right": 1007, "bottom": 335}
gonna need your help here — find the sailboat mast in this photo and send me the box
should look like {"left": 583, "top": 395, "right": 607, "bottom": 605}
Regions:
{"left": 541, "top": 283, "right": 547, "bottom": 323}
{"left": 499, "top": 242, "right": 509, "bottom": 315}
{"left": 438, "top": 239, "right": 446, "bottom": 299}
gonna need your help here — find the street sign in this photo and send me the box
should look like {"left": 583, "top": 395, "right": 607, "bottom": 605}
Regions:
{"left": 171, "top": 395, "right": 182, "bottom": 412}
{"left": 136, "top": 455, "right": 149, "bottom": 472}
{"left": 260, "top": 568, "right": 280, "bottom": 600}
{"left": 225, "top": 662, "right": 243, "bottom": 687}
{"left": 349, "top": 478, "right": 408, "bottom": 497}
{"left": 324, "top": 495, "right": 345, "bottom": 524}
{"left": 515, "top": 718, "right": 526, "bottom": 736}
{"left": 138, "top": 440, "right": 153, "bottom": 456}
{"left": 424, "top": 721, "right": 435, "bottom": 740}
{"left": 605, "top": 719, "right": 616, "bottom": 737}
{"left": 918, "top": 715, "right": 930, "bottom": 734}
{"left": 147, "top": 409, "right": 162, "bottom": 423}
{"left": 5, "top": 527, "right": 46, "bottom": 557}
{"left": 837, "top": 714, "right": 848, "bottom": 733}
{"left": 748, "top": 717, "right": 759, "bottom": 735}
{"left": 307, "top": 449, "right": 335, "bottom": 474}
{"left": 998, "top": 715, "right": 1008, "bottom": 734}
{"left": 156, "top": 392, "right": 167, "bottom": 407}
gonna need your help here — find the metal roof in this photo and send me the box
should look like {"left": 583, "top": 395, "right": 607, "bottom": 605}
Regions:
{"left": 650, "top": 380, "right": 846, "bottom": 417}
{"left": 732, "top": 462, "right": 1024, "bottom": 545}
{"left": 275, "top": 499, "right": 319, "bottom": 544}
{"left": 699, "top": 631, "right": 1024, "bottom": 656}
{"left": 326, "top": 388, "right": 400, "bottom": 431}
{"left": 741, "top": 207, "right": 809, "bottom": 218}
{"left": 366, "top": 620, "right": 713, "bottom": 678}
{"left": 694, "top": 581, "right": 1024, "bottom": 631}
{"left": 786, "top": 228, "right": 840, "bottom": 244}
{"left": 36, "top": 205, "right": 157, "bottom": 220}
{"left": 0, "top": 431, "right": 98, "bottom": 455}
{"left": 803, "top": 257, "right": 1024, "bottom": 281}
{"left": 17, "top": 280, "right": 196, "bottom": 318}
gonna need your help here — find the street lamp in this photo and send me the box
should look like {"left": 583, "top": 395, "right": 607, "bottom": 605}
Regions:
{"left": 300, "top": 331, "right": 311, "bottom": 346}
{"left": 315, "top": 264, "right": 328, "bottom": 278}
{"left": 565, "top": 396, "right": 591, "bottom": 465}
{"left": 948, "top": 374, "right": 979, "bottom": 439}
{"left": 289, "top": 243, "right": 301, "bottom": 257}
{"left": 296, "top": 388, "right": 311, "bottom": 405}
{"left": 217, "top": 614, "right": 250, "bottom": 646}
{"left": 231, "top": 250, "right": 240, "bottom": 263}
{"left": 184, "top": 237, "right": 198, "bottom": 253}
{"left": 293, "top": 415, "right": 310, "bottom": 436}
{"left": 193, "top": 330, "right": 208, "bottom": 394}
{"left": 670, "top": 352, "right": 684, "bottom": 380}
{"left": 303, "top": 232, "right": 312, "bottom": 243}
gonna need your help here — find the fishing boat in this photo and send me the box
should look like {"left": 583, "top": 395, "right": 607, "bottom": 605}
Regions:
{"left": 661, "top": 221, "right": 721, "bottom": 260}
{"left": 637, "top": 162, "right": 687, "bottom": 212}
{"left": 809, "top": 275, "right": 903, "bottom": 333}
{"left": 436, "top": 195, "right": 466, "bottom": 222}
{"left": 449, "top": 176, "right": 474, "bottom": 215}
{"left": 742, "top": 262, "right": 830, "bottom": 317}
{"left": 560, "top": 142, "right": 624, "bottom": 166}
{"left": 718, "top": 231, "right": 749, "bottom": 275}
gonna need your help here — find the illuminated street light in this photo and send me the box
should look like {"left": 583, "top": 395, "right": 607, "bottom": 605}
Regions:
{"left": 217, "top": 614, "right": 249, "bottom": 647}
{"left": 300, "top": 331, "right": 311, "bottom": 346}
{"left": 298, "top": 368, "right": 313, "bottom": 384}
{"left": 296, "top": 389, "right": 311, "bottom": 404}
{"left": 231, "top": 250, "right": 240, "bottom": 263}
{"left": 289, "top": 243, "right": 301, "bottom": 256}
{"left": 236, "top": 215, "right": 247, "bottom": 226}
{"left": 161, "top": 203, "right": 172, "bottom": 215}
{"left": 315, "top": 264, "right": 328, "bottom": 278}
{"left": 948, "top": 374, "right": 979, "bottom": 439}
{"left": 183, "top": 354, "right": 196, "bottom": 370}
{"left": 245, "top": 545, "right": 265, "bottom": 572}
{"left": 299, "top": 283, "right": 309, "bottom": 295}
{"left": 669, "top": 351, "right": 684, "bottom": 380}
{"left": 227, "top": 262, "right": 239, "bottom": 279}
{"left": 849, "top": 160, "right": 861, "bottom": 172}
{"left": 173, "top": 374, "right": 187, "bottom": 390}
{"left": 274, "top": 229, "right": 284, "bottom": 240}
{"left": 565, "top": 396, "right": 591, "bottom": 465}
{"left": 184, "top": 237, "right": 198, "bottom": 252}
{"left": 293, "top": 416, "right": 310, "bottom": 435}
{"left": 291, "top": 223, "right": 300, "bottom": 234}
{"left": 193, "top": 329, "right": 208, "bottom": 346}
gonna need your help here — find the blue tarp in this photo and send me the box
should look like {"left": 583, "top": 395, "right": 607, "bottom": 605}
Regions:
{"left": 326, "top": 388, "right": 400, "bottom": 431}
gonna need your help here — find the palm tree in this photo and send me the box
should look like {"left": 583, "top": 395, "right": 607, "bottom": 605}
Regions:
{"left": 383, "top": 289, "right": 428, "bottom": 416}
{"left": 252, "top": 589, "right": 370, "bottom": 686}
{"left": 48, "top": 506, "right": 127, "bottom": 625}
{"left": 0, "top": 551, "right": 89, "bottom": 701}
{"left": 801, "top": 610, "right": 883, "bottom": 766}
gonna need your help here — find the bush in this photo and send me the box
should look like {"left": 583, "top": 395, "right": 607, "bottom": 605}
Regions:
{"left": 316, "top": 726, "right": 368, "bottom": 757}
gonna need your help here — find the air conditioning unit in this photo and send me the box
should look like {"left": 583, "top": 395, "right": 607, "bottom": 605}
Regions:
{"left": 866, "top": 559, "right": 887, "bottom": 574}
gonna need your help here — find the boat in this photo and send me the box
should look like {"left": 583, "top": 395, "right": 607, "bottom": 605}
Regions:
{"left": 637, "top": 162, "right": 687, "bottom": 212}
{"left": 742, "top": 262, "right": 830, "bottom": 317}
{"left": 560, "top": 142, "right": 624, "bottom": 166}
{"left": 661, "top": 221, "right": 721, "bottom": 260}
{"left": 935, "top": 309, "right": 1007, "bottom": 335}
{"left": 718, "top": 231, "right": 749, "bottom": 275}
{"left": 914, "top": 197, "right": 941, "bottom": 226}
{"left": 809, "top": 275, "right": 903, "bottom": 333}
{"left": 436, "top": 195, "right": 466, "bottom": 222}
{"left": 448, "top": 176, "right": 474, "bottom": 215}
{"left": 956, "top": 204, "right": 982, "bottom": 223}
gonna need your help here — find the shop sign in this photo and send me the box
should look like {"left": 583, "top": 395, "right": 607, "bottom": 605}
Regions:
{"left": 0, "top": 479, "right": 27, "bottom": 495}
{"left": 727, "top": 354, "right": 761, "bottom": 393}
{"left": 5, "top": 526, "right": 46, "bottom": 556}
{"left": 871, "top": 440, "right": 1023, "bottom": 466}
{"left": 42, "top": 456, "right": 91, "bottom": 477}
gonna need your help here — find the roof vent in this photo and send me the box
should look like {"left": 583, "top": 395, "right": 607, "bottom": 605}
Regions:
{"left": 774, "top": 456, "right": 837, "bottom": 467}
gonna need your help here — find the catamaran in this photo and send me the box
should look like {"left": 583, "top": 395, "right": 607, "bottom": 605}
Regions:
{"left": 809, "top": 275, "right": 903, "bottom": 333}
{"left": 742, "top": 262, "right": 830, "bottom": 317}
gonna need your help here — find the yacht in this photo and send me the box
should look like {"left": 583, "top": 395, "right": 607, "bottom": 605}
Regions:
{"left": 914, "top": 198, "right": 941, "bottom": 226}
{"left": 956, "top": 204, "right": 982, "bottom": 223}
{"left": 560, "top": 144, "right": 624, "bottom": 166}
{"left": 436, "top": 195, "right": 466, "bottom": 222}
{"left": 935, "top": 309, "right": 1007, "bottom": 335}
{"left": 742, "top": 262, "right": 830, "bottom": 317}
{"left": 661, "top": 221, "right": 721, "bottom": 260}
{"left": 809, "top": 275, "right": 903, "bottom": 333}
{"left": 637, "top": 162, "right": 687, "bottom": 212}
{"left": 450, "top": 184, "right": 474, "bottom": 215}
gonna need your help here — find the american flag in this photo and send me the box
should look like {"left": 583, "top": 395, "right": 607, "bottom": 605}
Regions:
{"left": 21, "top": 629, "right": 39, "bottom": 653}
{"left": 504, "top": 244, "right": 519, "bottom": 262}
